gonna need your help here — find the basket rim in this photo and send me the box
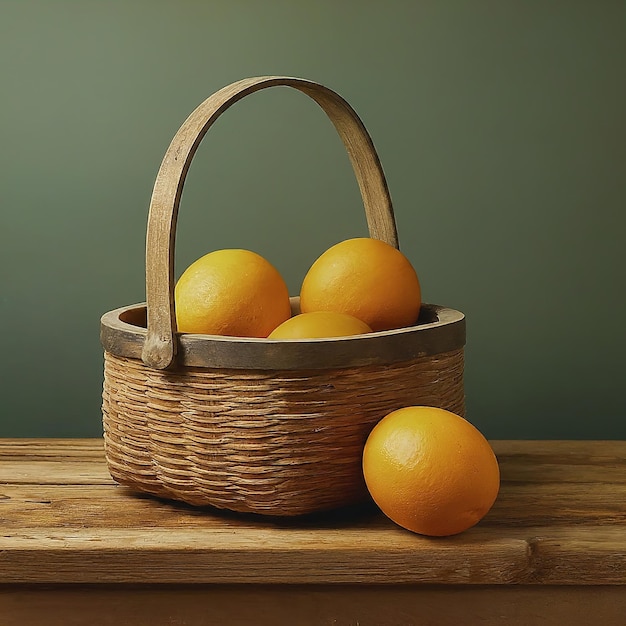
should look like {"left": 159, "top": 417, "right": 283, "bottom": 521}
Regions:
{"left": 101, "top": 301, "right": 465, "bottom": 371}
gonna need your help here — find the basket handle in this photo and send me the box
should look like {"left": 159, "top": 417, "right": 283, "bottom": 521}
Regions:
{"left": 142, "top": 76, "right": 398, "bottom": 370}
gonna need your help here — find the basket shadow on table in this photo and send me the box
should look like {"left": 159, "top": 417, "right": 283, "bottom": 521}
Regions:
{"left": 117, "top": 484, "right": 385, "bottom": 530}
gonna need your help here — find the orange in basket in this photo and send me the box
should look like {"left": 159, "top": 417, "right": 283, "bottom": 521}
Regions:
{"left": 268, "top": 311, "right": 372, "bottom": 339}
{"left": 174, "top": 248, "right": 291, "bottom": 337}
{"left": 300, "top": 237, "right": 421, "bottom": 332}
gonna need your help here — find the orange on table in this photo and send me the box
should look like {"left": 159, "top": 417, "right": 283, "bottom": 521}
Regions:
{"left": 362, "top": 406, "right": 500, "bottom": 537}
{"left": 268, "top": 311, "right": 372, "bottom": 340}
{"left": 299, "top": 237, "right": 421, "bottom": 332}
{"left": 174, "top": 249, "right": 291, "bottom": 337}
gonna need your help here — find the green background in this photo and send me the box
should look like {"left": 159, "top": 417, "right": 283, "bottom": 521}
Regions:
{"left": 1, "top": 1, "right": 624, "bottom": 439}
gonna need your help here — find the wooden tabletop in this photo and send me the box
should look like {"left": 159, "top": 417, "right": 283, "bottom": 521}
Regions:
{"left": 2, "top": 438, "right": 626, "bottom": 625}
{"left": 1, "top": 438, "right": 625, "bottom": 587}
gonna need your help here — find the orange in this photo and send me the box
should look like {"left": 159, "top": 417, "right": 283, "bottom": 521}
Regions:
{"left": 174, "top": 249, "right": 291, "bottom": 337}
{"left": 268, "top": 311, "right": 372, "bottom": 339}
{"left": 299, "top": 237, "right": 421, "bottom": 332}
{"left": 362, "top": 406, "right": 500, "bottom": 537}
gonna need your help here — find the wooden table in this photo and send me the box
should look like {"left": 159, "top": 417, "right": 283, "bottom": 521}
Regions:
{"left": 1, "top": 439, "right": 625, "bottom": 625}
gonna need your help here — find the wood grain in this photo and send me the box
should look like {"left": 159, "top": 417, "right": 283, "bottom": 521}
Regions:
{"left": 2, "top": 438, "right": 625, "bottom": 625}
{"left": 1, "top": 439, "right": 625, "bottom": 587}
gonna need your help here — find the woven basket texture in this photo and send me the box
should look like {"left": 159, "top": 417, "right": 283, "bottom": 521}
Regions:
{"left": 102, "top": 348, "right": 465, "bottom": 515}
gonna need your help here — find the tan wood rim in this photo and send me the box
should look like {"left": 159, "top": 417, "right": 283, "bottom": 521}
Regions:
{"left": 102, "top": 300, "right": 465, "bottom": 371}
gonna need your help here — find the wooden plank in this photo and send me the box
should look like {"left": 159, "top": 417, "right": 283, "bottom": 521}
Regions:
{"left": 1, "top": 482, "right": 624, "bottom": 530}
{"left": 497, "top": 459, "right": 626, "bottom": 484}
{"left": 1, "top": 439, "right": 625, "bottom": 586}
{"left": 495, "top": 440, "right": 626, "bottom": 484}
{"left": 482, "top": 482, "right": 626, "bottom": 526}
{"left": 2, "top": 584, "right": 626, "bottom": 626}
{"left": 0, "top": 525, "right": 534, "bottom": 584}
{"left": 493, "top": 440, "right": 626, "bottom": 457}
{"left": 1, "top": 524, "right": 624, "bottom": 585}
{"left": 0, "top": 461, "right": 114, "bottom": 485}
{"left": 0, "top": 439, "right": 104, "bottom": 460}
{"left": 0, "top": 484, "right": 386, "bottom": 530}
{"left": 527, "top": 528, "right": 626, "bottom": 585}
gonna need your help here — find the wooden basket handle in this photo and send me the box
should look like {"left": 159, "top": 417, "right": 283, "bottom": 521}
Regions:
{"left": 142, "top": 76, "right": 398, "bottom": 369}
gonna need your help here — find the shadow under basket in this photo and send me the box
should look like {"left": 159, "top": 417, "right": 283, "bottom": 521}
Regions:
{"left": 101, "top": 300, "right": 465, "bottom": 516}
{"left": 100, "top": 76, "right": 466, "bottom": 516}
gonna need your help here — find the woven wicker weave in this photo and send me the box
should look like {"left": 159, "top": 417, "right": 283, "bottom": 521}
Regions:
{"left": 100, "top": 76, "right": 466, "bottom": 516}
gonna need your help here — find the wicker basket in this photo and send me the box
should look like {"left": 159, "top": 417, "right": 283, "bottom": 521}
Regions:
{"left": 100, "top": 76, "right": 466, "bottom": 516}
